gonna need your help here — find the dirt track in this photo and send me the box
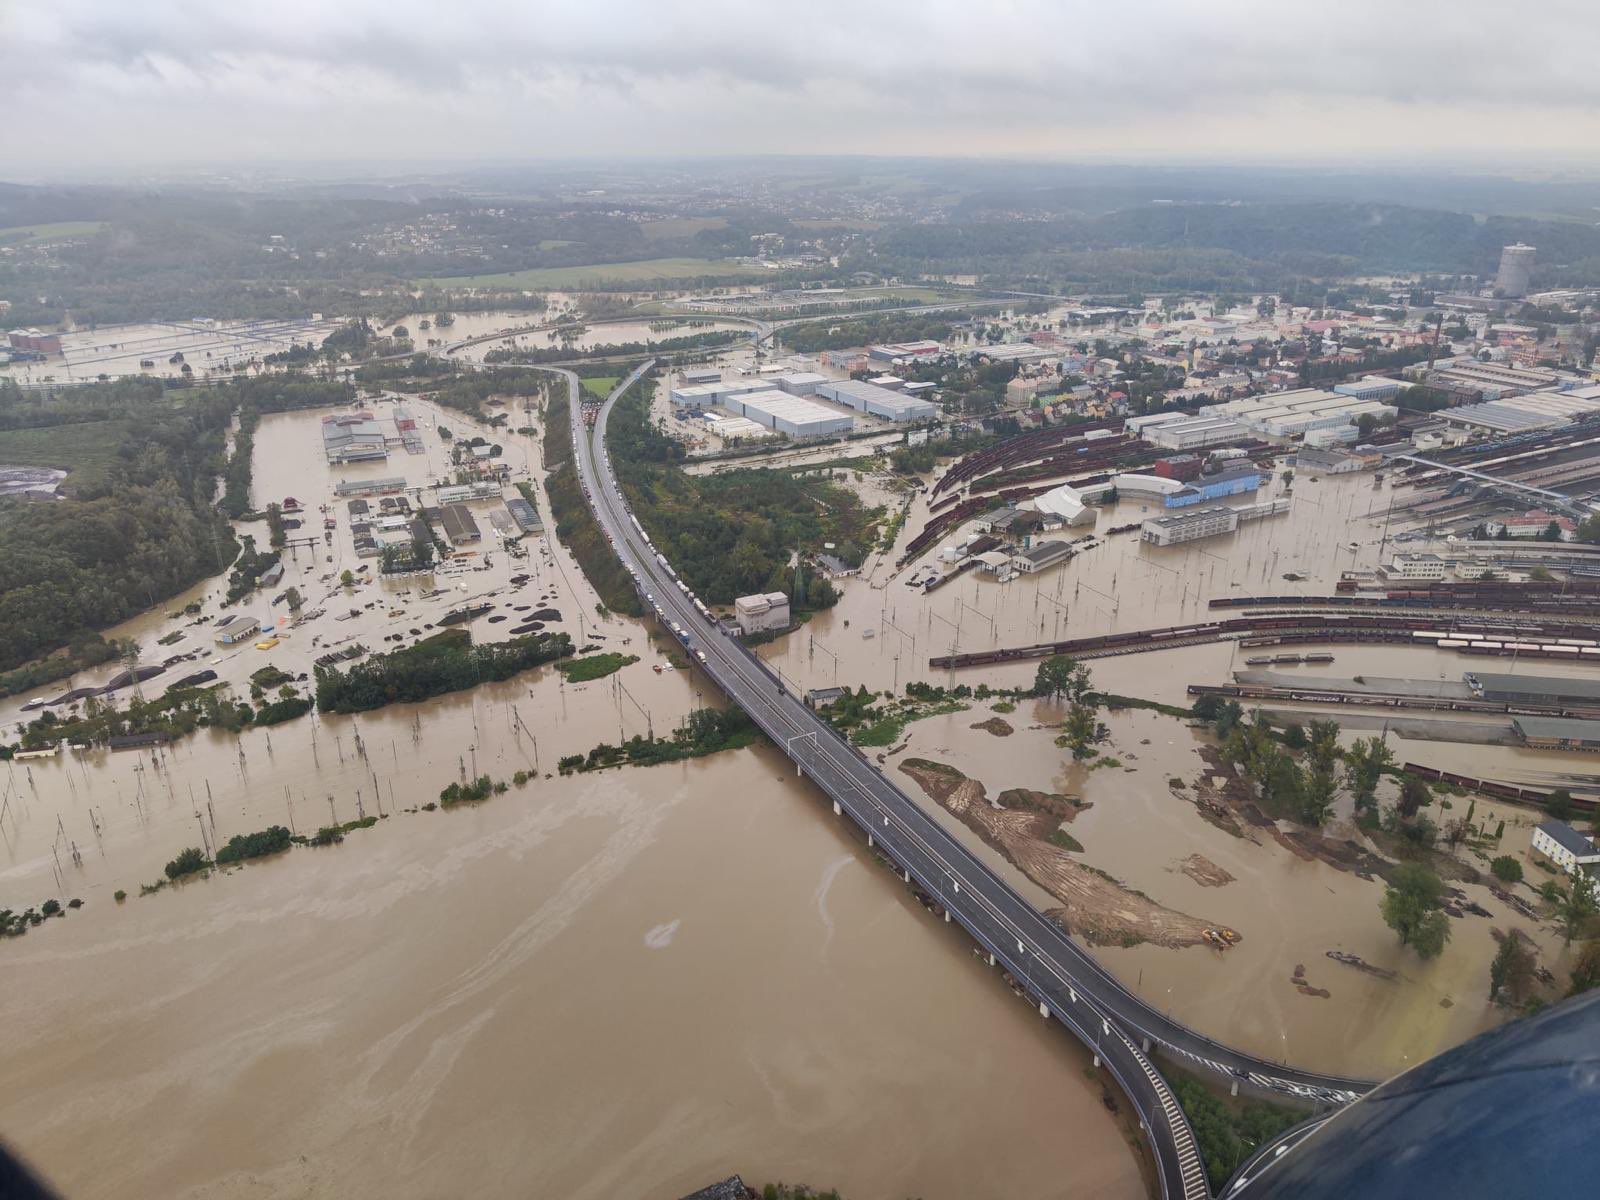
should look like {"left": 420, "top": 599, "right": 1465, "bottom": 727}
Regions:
{"left": 900, "top": 758, "right": 1231, "bottom": 951}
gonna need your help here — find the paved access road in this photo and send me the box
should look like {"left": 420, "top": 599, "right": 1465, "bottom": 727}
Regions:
{"left": 553, "top": 364, "right": 1378, "bottom": 1200}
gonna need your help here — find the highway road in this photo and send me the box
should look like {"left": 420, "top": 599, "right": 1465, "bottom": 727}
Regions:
{"left": 551, "top": 363, "right": 1379, "bottom": 1199}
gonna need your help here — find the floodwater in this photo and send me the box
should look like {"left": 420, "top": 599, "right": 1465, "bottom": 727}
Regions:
{"left": 747, "top": 461, "right": 1596, "bottom": 1079}
{"left": 1, "top": 393, "right": 1143, "bottom": 1200}
{"left": 888, "top": 701, "right": 1575, "bottom": 1080}
{"left": 5, "top": 378, "right": 1591, "bottom": 1195}
{"left": 394, "top": 309, "right": 750, "bottom": 365}
{"left": 0, "top": 741, "right": 1141, "bottom": 1200}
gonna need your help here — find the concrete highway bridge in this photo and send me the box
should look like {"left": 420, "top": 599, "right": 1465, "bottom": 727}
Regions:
{"left": 545, "top": 362, "right": 1377, "bottom": 1200}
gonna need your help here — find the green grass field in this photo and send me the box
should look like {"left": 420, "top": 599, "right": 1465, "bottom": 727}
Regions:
{"left": 580, "top": 376, "right": 620, "bottom": 400}
{"left": 421, "top": 257, "right": 771, "bottom": 290}
{"left": 0, "top": 420, "right": 131, "bottom": 491}
{"left": 0, "top": 220, "right": 107, "bottom": 245}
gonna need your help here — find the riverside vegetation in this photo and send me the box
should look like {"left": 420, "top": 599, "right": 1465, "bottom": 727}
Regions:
{"left": 314, "top": 628, "right": 572, "bottom": 713}
{"left": 558, "top": 707, "right": 760, "bottom": 774}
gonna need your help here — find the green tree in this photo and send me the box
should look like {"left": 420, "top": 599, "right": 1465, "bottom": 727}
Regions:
{"left": 1380, "top": 863, "right": 1451, "bottom": 958}
{"left": 1549, "top": 877, "right": 1599, "bottom": 945}
{"left": 1033, "top": 654, "right": 1089, "bottom": 702}
{"left": 1568, "top": 939, "right": 1600, "bottom": 997}
{"left": 1488, "top": 935, "right": 1536, "bottom": 1006}
{"left": 1490, "top": 855, "right": 1523, "bottom": 884}
{"left": 284, "top": 586, "right": 303, "bottom": 611}
{"left": 1342, "top": 736, "right": 1394, "bottom": 810}
{"left": 1545, "top": 788, "right": 1574, "bottom": 822}
{"left": 340, "top": 569, "right": 355, "bottom": 588}
{"left": 1396, "top": 775, "right": 1431, "bottom": 819}
{"left": 1062, "top": 701, "right": 1102, "bottom": 760}
{"left": 164, "top": 846, "right": 210, "bottom": 880}
{"left": 1214, "top": 699, "right": 1245, "bottom": 737}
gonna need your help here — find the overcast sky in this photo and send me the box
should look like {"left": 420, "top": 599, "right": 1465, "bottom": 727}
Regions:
{"left": 8, "top": 0, "right": 1600, "bottom": 176}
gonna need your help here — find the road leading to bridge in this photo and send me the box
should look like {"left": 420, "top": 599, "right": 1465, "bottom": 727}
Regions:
{"left": 548, "top": 363, "right": 1378, "bottom": 1200}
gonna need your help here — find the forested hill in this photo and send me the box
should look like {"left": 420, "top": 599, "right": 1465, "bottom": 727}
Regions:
{"left": 860, "top": 202, "right": 1600, "bottom": 293}
{"left": 0, "top": 375, "right": 350, "bottom": 690}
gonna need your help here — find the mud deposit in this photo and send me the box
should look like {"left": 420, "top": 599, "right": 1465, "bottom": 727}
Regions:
{"left": 1177, "top": 854, "right": 1235, "bottom": 888}
{"left": 971, "top": 716, "right": 1015, "bottom": 737}
{"left": 899, "top": 759, "right": 1231, "bottom": 950}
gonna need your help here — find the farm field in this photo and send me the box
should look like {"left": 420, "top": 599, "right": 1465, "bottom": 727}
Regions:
{"left": 0, "top": 419, "right": 131, "bottom": 491}
{"left": 0, "top": 220, "right": 107, "bottom": 245}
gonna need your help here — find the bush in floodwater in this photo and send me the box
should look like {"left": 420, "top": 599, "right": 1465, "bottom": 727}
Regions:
{"left": 1491, "top": 855, "right": 1524, "bottom": 884}
{"left": 440, "top": 775, "right": 497, "bottom": 807}
{"left": 513, "top": 769, "right": 531, "bottom": 786}
{"left": 40, "top": 899, "right": 61, "bottom": 917}
{"left": 114, "top": 890, "right": 127, "bottom": 903}
{"left": 214, "top": 825, "right": 293, "bottom": 866}
{"left": 164, "top": 847, "right": 211, "bottom": 881}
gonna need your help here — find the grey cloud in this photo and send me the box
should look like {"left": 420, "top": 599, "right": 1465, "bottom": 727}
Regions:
{"left": 5, "top": 0, "right": 1600, "bottom": 169}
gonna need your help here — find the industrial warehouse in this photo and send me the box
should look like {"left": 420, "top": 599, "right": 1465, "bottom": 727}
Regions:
{"left": 721, "top": 389, "right": 854, "bottom": 438}
{"left": 320, "top": 412, "right": 389, "bottom": 464}
{"left": 669, "top": 366, "right": 934, "bottom": 443}
{"left": 1200, "top": 388, "right": 1399, "bottom": 438}
{"left": 814, "top": 378, "right": 937, "bottom": 422}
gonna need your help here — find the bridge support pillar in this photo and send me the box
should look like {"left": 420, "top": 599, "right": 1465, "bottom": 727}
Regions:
{"left": 1039, "top": 1002, "right": 1049, "bottom": 1019}
{"left": 867, "top": 833, "right": 873, "bottom": 849}
{"left": 1142, "top": 1037, "right": 1151, "bottom": 1054}
{"left": 1230, "top": 1080, "right": 1239, "bottom": 1098}
{"left": 903, "top": 869, "right": 911, "bottom": 884}
{"left": 832, "top": 799, "right": 841, "bottom": 816}
{"left": 943, "top": 909, "right": 950, "bottom": 923}
{"left": 987, "top": 952, "right": 995, "bottom": 967}
{"left": 1092, "top": 1054, "right": 1100, "bottom": 1068}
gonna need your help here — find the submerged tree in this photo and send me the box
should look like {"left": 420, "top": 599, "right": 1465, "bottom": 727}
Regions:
{"left": 1380, "top": 863, "right": 1451, "bottom": 959}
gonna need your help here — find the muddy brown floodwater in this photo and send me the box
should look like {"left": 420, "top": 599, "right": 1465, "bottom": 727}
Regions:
{"left": 0, "top": 742, "right": 1142, "bottom": 1200}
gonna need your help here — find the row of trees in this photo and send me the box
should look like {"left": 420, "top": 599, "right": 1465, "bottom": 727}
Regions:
{"left": 314, "top": 629, "right": 573, "bottom": 713}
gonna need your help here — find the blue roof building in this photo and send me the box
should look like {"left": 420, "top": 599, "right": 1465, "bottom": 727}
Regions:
{"left": 1165, "top": 466, "right": 1262, "bottom": 507}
